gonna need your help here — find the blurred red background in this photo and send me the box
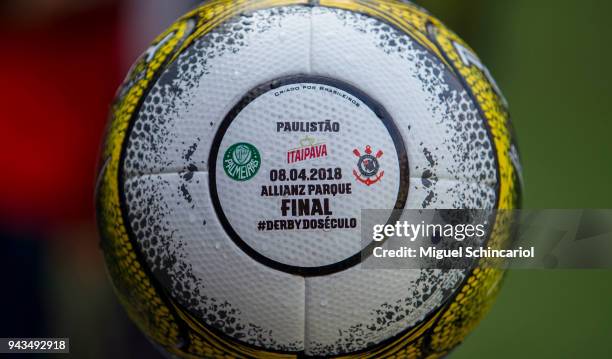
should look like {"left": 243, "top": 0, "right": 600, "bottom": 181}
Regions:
{"left": 0, "top": 2, "right": 196, "bottom": 357}
{"left": 0, "top": 0, "right": 197, "bottom": 231}
{"left": 0, "top": 1, "right": 121, "bottom": 229}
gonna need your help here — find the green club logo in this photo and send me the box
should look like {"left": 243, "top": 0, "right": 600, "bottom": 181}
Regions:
{"left": 223, "top": 143, "right": 261, "bottom": 181}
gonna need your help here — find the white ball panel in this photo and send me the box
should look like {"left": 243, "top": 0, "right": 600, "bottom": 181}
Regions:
{"left": 310, "top": 7, "right": 497, "bottom": 188}
{"left": 302, "top": 7, "right": 498, "bottom": 354}
{"left": 123, "top": 7, "right": 312, "bottom": 178}
{"left": 304, "top": 268, "right": 465, "bottom": 355}
{"left": 123, "top": 172, "right": 305, "bottom": 350}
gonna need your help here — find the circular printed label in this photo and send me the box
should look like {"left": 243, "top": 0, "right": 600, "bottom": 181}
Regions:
{"left": 210, "top": 76, "right": 408, "bottom": 275}
{"left": 223, "top": 143, "right": 261, "bottom": 181}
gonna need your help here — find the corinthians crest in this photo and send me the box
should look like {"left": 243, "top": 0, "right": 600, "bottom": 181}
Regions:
{"left": 352, "top": 145, "right": 384, "bottom": 186}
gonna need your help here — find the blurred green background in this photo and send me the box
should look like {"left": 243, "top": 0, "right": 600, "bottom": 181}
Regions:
{"left": 419, "top": 0, "right": 612, "bottom": 357}
{"left": 0, "top": 0, "right": 610, "bottom": 358}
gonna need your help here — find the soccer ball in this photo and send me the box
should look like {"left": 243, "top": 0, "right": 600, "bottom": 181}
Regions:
{"left": 96, "top": 0, "right": 521, "bottom": 358}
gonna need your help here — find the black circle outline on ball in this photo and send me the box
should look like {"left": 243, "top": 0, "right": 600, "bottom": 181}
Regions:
{"left": 209, "top": 75, "right": 409, "bottom": 277}
{"left": 109, "top": 3, "right": 511, "bottom": 357}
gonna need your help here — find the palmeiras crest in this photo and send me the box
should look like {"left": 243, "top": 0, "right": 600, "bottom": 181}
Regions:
{"left": 352, "top": 145, "right": 384, "bottom": 186}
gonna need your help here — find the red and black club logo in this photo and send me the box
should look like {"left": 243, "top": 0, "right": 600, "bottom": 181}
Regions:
{"left": 353, "top": 145, "right": 384, "bottom": 186}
